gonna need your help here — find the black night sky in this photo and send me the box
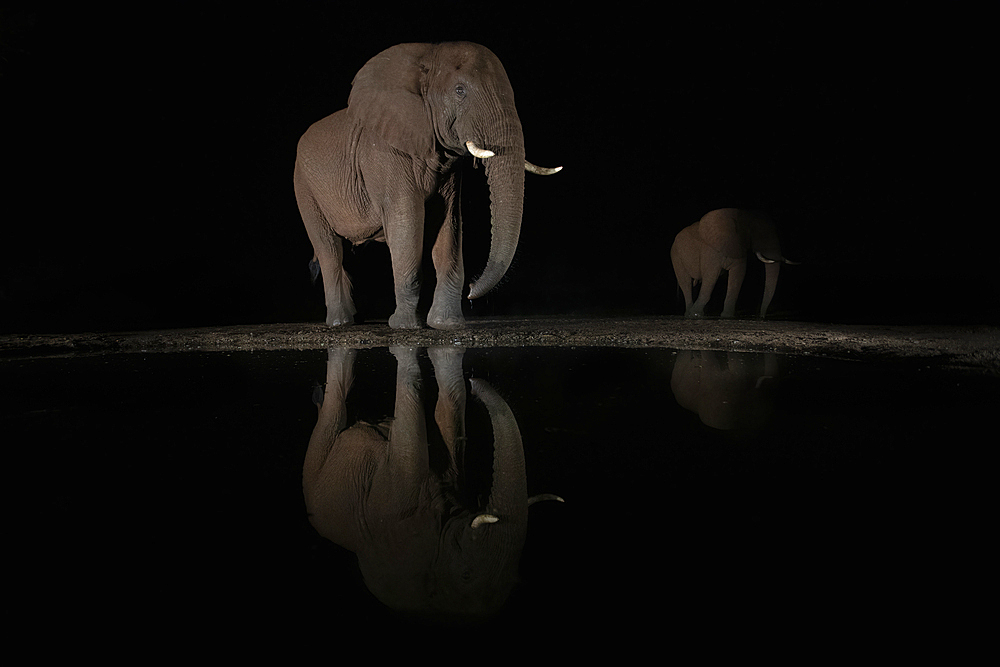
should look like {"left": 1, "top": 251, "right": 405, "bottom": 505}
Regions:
{"left": 1, "top": 3, "right": 993, "bottom": 332}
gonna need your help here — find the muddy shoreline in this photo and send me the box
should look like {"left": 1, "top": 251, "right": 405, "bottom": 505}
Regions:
{"left": 3, "top": 317, "right": 997, "bottom": 374}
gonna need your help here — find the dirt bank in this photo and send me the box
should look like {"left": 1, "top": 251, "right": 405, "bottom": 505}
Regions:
{"left": 3, "top": 317, "right": 998, "bottom": 374}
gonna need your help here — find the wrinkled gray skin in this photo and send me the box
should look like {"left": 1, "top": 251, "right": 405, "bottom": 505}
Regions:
{"left": 671, "top": 350, "right": 779, "bottom": 430}
{"left": 670, "top": 208, "right": 797, "bottom": 318}
{"left": 302, "top": 346, "right": 562, "bottom": 621}
{"left": 294, "top": 42, "right": 560, "bottom": 329}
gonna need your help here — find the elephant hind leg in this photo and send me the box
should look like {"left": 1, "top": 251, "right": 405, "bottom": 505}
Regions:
{"left": 690, "top": 271, "right": 718, "bottom": 317}
{"left": 671, "top": 245, "right": 696, "bottom": 316}
{"left": 316, "top": 238, "right": 356, "bottom": 326}
{"left": 295, "top": 185, "right": 356, "bottom": 326}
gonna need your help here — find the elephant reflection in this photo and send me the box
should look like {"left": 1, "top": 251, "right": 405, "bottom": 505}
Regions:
{"left": 303, "top": 346, "right": 561, "bottom": 621}
{"left": 671, "top": 350, "right": 779, "bottom": 430}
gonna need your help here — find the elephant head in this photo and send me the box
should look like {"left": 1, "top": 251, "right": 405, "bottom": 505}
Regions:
{"left": 302, "top": 346, "right": 562, "bottom": 622}
{"left": 670, "top": 208, "right": 798, "bottom": 318}
{"left": 347, "top": 42, "right": 558, "bottom": 301}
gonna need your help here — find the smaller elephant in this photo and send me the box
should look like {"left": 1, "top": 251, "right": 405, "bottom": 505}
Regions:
{"left": 670, "top": 208, "right": 798, "bottom": 318}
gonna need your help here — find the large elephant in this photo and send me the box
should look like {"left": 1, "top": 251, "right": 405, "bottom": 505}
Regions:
{"left": 302, "top": 346, "right": 562, "bottom": 621}
{"left": 670, "top": 208, "right": 798, "bottom": 318}
{"left": 294, "top": 42, "right": 561, "bottom": 329}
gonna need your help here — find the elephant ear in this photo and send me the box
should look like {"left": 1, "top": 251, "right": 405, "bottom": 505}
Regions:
{"left": 348, "top": 43, "right": 435, "bottom": 156}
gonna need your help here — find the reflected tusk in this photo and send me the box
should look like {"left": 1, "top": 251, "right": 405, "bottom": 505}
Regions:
{"left": 525, "top": 161, "right": 563, "bottom": 175}
{"left": 471, "top": 514, "right": 499, "bottom": 528}
{"left": 755, "top": 252, "right": 777, "bottom": 264}
{"left": 466, "top": 140, "right": 494, "bottom": 158}
{"left": 528, "top": 493, "right": 565, "bottom": 505}
{"left": 783, "top": 258, "right": 801, "bottom": 265}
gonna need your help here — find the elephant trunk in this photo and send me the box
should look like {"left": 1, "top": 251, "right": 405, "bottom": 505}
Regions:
{"left": 760, "top": 260, "right": 781, "bottom": 318}
{"left": 467, "top": 152, "right": 525, "bottom": 300}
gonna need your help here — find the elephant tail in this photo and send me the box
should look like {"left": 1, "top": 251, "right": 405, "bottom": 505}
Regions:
{"left": 309, "top": 255, "right": 321, "bottom": 284}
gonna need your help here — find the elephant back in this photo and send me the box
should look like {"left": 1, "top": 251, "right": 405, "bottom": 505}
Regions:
{"left": 698, "top": 208, "right": 747, "bottom": 258}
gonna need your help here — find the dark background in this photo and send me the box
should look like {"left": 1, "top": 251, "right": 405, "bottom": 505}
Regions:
{"left": 1, "top": 3, "right": 992, "bottom": 333}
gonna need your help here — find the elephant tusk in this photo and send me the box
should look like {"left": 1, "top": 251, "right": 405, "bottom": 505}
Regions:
{"left": 528, "top": 493, "right": 565, "bottom": 505}
{"left": 466, "top": 140, "right": 495, "bottom": 159}
{"left": 755, "top": 252, "right": 777, "bottom": 264}
{"left": 525, "top": 161, "right": 563, "bottom": 175}
{"left": 471, "top": 514, "right": 499, "bottom": 529}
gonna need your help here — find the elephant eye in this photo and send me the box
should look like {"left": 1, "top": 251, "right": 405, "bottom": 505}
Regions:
{"left": 454, "top": 84, "right": 467, "bottom": 99}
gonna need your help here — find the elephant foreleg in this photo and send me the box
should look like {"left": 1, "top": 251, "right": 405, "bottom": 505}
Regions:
{"left": 428, "top": 172, "right": 466, "bottom": 330}
{"left": 721, "top": 259, "right": 747, "bottom": 318}
{"left": 385, "top": 200, "right": 425, "bottom": 330}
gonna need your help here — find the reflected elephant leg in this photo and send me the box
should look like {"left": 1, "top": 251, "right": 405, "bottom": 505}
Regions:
{"left": 388, "top": 346, "right": 429, "bottom": 479}
{"left": 429, "top": 346, "right": 467, "bottom": 470}
{"left": 303, "top": 347, "right": 357, "bottom": 485}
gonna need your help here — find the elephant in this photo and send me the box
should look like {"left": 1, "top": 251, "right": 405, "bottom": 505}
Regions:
{"left": 302, "top": 346, "right": 562, "bottom": 622}
{"left": 670, "top": 349, "right": 779, "bottom": 430}
{"left": 670, "top": 208, "right": 798, "bottom": 318}
{"left": 293, "top": 42, "right": 561, "bottom": 330}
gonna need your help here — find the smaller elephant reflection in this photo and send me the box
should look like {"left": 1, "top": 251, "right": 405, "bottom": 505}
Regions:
{"left": 303, "top": 346, "right": 562, "bottom": 621}
{"left": 671, "top": 350, "right": 779, "bottom": 430}
{"left": 670, "top": 208, "right": 798, "bottom": 318}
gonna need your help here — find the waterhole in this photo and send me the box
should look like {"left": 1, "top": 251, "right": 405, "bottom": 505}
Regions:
{"left": 5, "top": 346, "right": 987, "bottom": 642}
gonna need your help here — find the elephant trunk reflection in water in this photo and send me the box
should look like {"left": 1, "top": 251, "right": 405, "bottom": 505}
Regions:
{"left": 303, "top": 346, "right": 562, "bottom": 620}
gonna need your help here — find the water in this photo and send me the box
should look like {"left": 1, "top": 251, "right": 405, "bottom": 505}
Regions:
{"left": 5, "top": 346, "right": 988, "bottom": 649}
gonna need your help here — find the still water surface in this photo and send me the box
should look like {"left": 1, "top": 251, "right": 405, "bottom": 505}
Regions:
{"left": 6, "top": 345, "right": 985, "bottom": 645}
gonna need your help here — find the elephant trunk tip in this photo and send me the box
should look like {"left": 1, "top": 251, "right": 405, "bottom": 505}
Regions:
{"left": 466, "top": 260, "right": 508, "bottom": 300}
{"left": 467, "top": 283, "right": 490, "bottom": 300}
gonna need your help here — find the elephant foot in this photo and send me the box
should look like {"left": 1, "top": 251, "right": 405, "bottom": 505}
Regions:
{"left": 389, "top": 310, "right": 423, "bottom": 329}
{"left": 428, "top": 315, "right": 465, "bottom": 330}
{"left": 428, "top": 301, "right": 465, "bottom": 330}
{"left": 326, "top": 313, "right": 355, "bottom": 327}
